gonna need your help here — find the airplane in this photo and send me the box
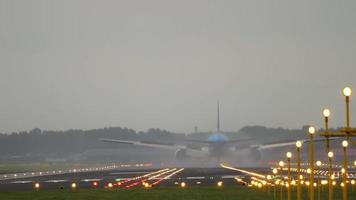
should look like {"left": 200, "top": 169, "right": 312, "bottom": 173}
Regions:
{"left": 100, "top": 101, "right": 332, "bottom": 162}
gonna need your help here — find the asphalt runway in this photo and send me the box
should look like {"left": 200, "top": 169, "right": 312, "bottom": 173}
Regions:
{"left": 0, "top": 167, "right": 265, "bottom": 191}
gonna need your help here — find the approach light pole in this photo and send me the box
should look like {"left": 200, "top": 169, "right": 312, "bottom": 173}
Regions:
{"left": 323, "top": 108, "right": 331, "bottom": 152}
{"left": 328, "top": 151, "right": 334, "bottom": 200}
{"left": 316, "top": 161, "right": 322, "bottom": 200}
{"left": 296, "top": 141, "right": 302, "bottom": 200}
{"left": 342, "top": 140, "right": 348, "bottom": 200}
{"left": 279, "top": 161, "right": 285, "bottom": 200}
{"left": 273, "top": 168, "right": 278, "bottom": 200}
{"left": 343, "top": 87, "right": 352, "bottom": 130}
{"left": 308, "top": 126, "right": 316, "bottom": 200}
{"left": 286, "top": 152, "right": 292, "bottom": 200}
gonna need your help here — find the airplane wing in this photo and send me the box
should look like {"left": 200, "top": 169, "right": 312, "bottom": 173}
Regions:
{"left": 252, "top": 137, "right": 338, "bottom": 150}
{"left": 99, "top": 138, "right": 185, "bottom": 150}
{"left": 99, "top": 138, "right": 210, "bottom": 158}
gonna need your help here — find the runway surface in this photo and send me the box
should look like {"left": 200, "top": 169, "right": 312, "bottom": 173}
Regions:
{"left": 0, "top": 167, "right": 265, "bottom": 191}
{"left": 1, "top": 166, "right": 354, "bottom": 192}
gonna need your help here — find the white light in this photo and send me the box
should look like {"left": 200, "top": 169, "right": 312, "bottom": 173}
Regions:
{"left": 296, "top": 141, "right": 302, "bottom": 148}
{"left": 286, "top": 152, "right": 292, "bottom": 159}
{"left": 308, "top": 126, "right": 316, "bottom": 134}
{"left": 279, "top": 161, "right": 285, "bottom": 167}
{"left": 316, "top": 161, "right": 322, "bottom": 167}
{"left": 343, "top": 87, "right": 352, "bottom": 97}
{"left": 272, "top": 168, "right": 278, "bottom": 174}
{"left": 342, "top": 140, "right": 348, "bottom": 148}
{"left": 328, "top": 152, "right": 334, "bottom": 158}
{"left": 307, "top": 168, "right": 311, "bottom": 174}
{"left": 323, "top": 108, "right": 331, "bottom": 117}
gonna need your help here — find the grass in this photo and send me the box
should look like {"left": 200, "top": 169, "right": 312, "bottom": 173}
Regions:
{"left": 0, "top": 186, "right": 355, "bottom": 200}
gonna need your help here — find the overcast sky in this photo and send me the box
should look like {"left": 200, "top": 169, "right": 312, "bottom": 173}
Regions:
{"left": 0, "top": 0, "right": 355, "bottom": 134}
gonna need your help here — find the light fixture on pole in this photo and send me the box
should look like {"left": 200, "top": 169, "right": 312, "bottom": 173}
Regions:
{"left": 279, "top": 161, "right": 285, "bottom": 200}
{"left": 323, "top": 108, "right": 331, "bottom": 152}
{"left": 272, "top": 168, "right": 278, "bottom": 200}
{"left": 286, "top": 152, "right": 292, "bottom": 200}
{"left": 316, "top": 161, "right": 322, "bottom": 200}
{"left": 328, "top": 151, "right": 334, "bottom": 200}
{"left": 342, "top": 140, "right": 348, "bottom": 200}
{"left": 308, "top": 126, "right": 316, "bottom": 200}
{"left": 343, "top": 87, "right": 352, "bottom": 129}
{"left": 296, "top": 140, "right": 302, "bottom": 200}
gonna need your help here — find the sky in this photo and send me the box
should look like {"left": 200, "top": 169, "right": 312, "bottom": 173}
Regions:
{"left": 0, "top": 0, "right": 355, "bottom": 134}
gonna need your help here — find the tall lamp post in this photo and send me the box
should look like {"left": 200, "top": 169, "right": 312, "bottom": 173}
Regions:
{"left": 296, "top": 141, "right": 302, "bottom": 200}
{"left": 279, "top": 161, "right": 285, "bottom": 200}
{"left": 342, "top": 140, "right": 348, "bottom": 200}
{"left": 308, "top": 126, "right": 316, "bottom": 200}
{"left": 273, "top": 168, "right": 278, "bottom": 200}
{"left": 316, "top": 161, "right": 322, "bottom": 200}
{"left": 323, "top": 108, "right": 331, "bottom": 152}
{"left": 343, "top": 87, "right": 352, "bottom": 130}
{"left": 286, "top": 152, "right": 292, "bottom": 200}
{"left": 328, "top": 151, "right": 334, "bottom": 200}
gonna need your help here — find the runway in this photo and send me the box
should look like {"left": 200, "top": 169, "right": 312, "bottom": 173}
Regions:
{"left": 0, "top": 167, "right": 264, "bottom": 191}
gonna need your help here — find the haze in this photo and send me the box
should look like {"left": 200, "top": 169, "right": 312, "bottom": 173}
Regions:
{"left": 0, "top": 0, "right": 355, "bottom": 134}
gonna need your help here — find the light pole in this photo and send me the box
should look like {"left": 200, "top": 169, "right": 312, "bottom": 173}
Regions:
{"left": 286, "top": 152, "right": 292, "bottom": 200}
{"left": 279, "top": 161, "right": 285, "bottom": 200}
{"left": 323, "top": 108, "right": 331, "bottom": 152}
{"left": 273, "top": 168, "right": 278, "bottom": 200}
{"left": 328, "top": 151, "right": 334, "bottom": 200}
{"left": 342, "top": 140, "right": 348, "bottom": 200}
{"left": 267, "top": 175, "right": 272, "bottom": 195}
{"left": 308, "top": 126, "right": 316, "bottom": 200}
{"left": 316, "top": 161, "right": 322, "bottom": 200}
{"left": 296, "top": 141, "right": 302, "bottom": 200}
{"left": 343, "top": 87, "right": 352, "bottom": 130}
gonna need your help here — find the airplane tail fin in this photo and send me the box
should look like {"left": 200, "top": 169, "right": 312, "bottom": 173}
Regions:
{"left": 217, "top": 100, "right": 220, "bottom": 133}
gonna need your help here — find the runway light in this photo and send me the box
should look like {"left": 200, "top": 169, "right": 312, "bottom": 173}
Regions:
{"left": 180, "top": 182, "right": 186, "bottom": 188}
{"left": 71, "top": 183, "right": 77, "bottom": 189}
{"left": 343, "top": 87, "right": 352, "bottom": 97}
{"left": 92, "top": 182, "right": 98, "bottom": 187}
{"left": 217, "top": 181, "right": 223, "bottom": 187}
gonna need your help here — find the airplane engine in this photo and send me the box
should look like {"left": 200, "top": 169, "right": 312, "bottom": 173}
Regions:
{"left": 175, "top": 148, "right": 188, "bottom": 160}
